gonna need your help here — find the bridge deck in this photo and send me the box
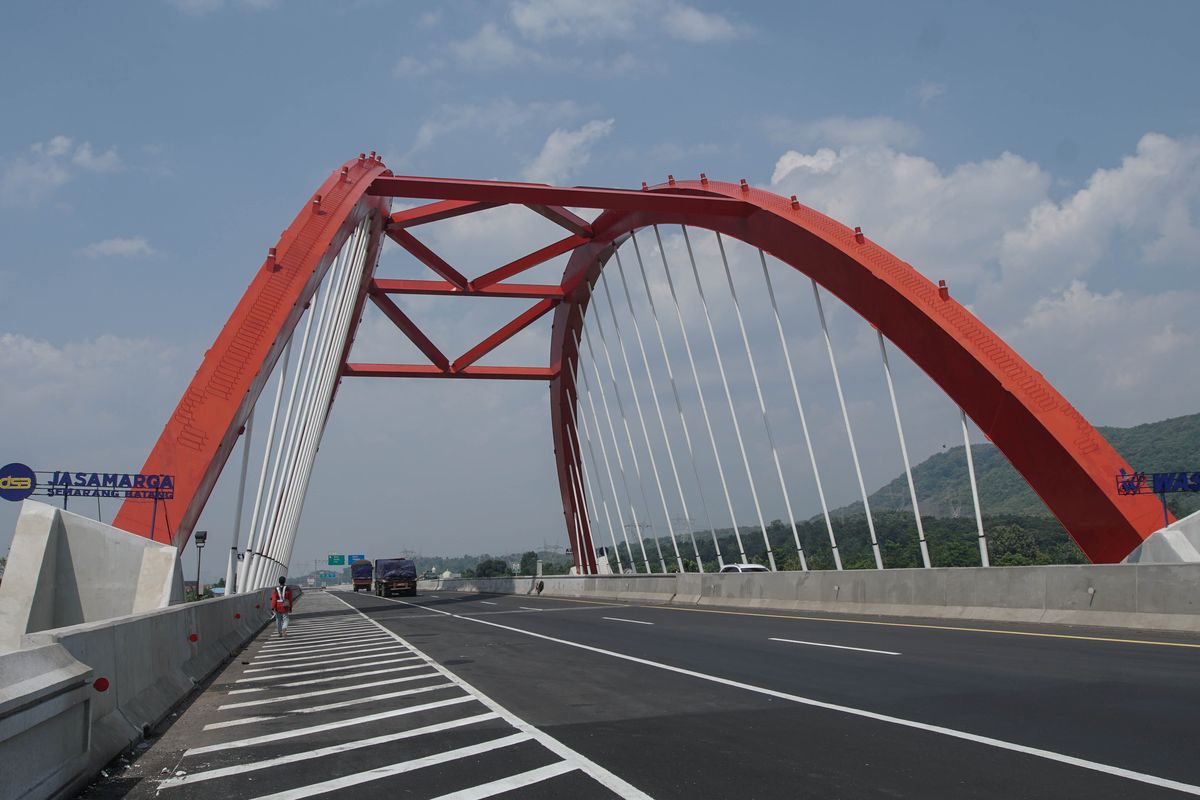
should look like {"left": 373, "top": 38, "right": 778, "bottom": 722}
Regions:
{"left": 84, "top": 588, "right": 1200, "bottom": 798}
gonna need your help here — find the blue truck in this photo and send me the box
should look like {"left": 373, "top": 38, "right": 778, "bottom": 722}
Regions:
{"left": 374, "top": 558, "right": 417, "bottom": 597}
{"left": 350, "top": 560, "right": 373, "bottom": 592}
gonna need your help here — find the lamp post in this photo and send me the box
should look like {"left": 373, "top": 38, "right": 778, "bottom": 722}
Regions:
{"left": 194, "top": 530, "right": 208, "bottom": 601}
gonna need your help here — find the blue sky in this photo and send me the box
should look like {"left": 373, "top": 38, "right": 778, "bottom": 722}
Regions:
{"left": 2, "top": 1, "right": 1198, "bottom": 578}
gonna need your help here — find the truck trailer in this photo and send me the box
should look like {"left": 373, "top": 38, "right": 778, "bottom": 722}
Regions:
{"left": 374, "top": 558, "right": 417, "bottom": 597}
{"left": 350, "top": 560, "right": 373, "bottom": 592}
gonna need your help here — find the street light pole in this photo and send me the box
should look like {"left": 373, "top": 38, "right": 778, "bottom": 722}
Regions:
{"left": 194, "top": 530, "right": 208, "bottom": 601}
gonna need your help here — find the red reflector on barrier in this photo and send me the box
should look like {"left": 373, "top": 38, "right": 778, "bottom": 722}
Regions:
{"left": 93, "top": 677, "right": 110, "bottom": 692}
{"left": 188, "top": 633, "right": 198, "bottom": 642}
{"left": 234, "top": 613, "right": 241, "bottom": 619}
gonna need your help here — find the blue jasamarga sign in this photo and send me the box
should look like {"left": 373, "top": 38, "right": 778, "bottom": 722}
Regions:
{"left": 0, "top": 463, "right": 176, "bottom": 502}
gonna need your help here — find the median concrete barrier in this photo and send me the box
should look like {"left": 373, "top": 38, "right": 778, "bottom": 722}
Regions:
{"left": 0, "top": 589, "right": 275, "bottom": 800}
{"left": 432, "top": 564, "right": 1200, "bottom": 633}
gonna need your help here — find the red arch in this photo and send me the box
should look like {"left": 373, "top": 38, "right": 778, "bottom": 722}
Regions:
{"left": 550, "top": 179, "right": 1168, "bottom": 566}
{"left": 114, "top": 165, "right": 1166, "bottom": 567}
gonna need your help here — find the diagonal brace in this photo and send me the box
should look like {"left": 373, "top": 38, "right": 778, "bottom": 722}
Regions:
{"left": 368, "top": 290, "right": 450, "bottom": 371}
{"left": 452, "top": 297, "right": 558, "bottom": 372}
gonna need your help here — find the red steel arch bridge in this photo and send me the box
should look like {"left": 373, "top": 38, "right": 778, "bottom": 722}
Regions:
{"left": 108, "top": 154, "right": 1169, "bottom": 589}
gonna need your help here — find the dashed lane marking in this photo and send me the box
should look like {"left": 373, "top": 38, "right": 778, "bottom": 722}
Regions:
{"left": 603, "top": 617, "right": 654, "bottom": 625}
{"left": 769, "top": 637, "right": 900, "bottom": 656}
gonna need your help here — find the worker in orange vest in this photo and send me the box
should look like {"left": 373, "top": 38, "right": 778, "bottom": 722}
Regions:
{"left": 271, "top": 576, "right": 294, "bottom": 637}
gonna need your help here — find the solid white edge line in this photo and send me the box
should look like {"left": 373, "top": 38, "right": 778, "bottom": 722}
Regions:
{"left": 769, "top": 637, "right": 899, "bottom": 656}
{"left": 329, "top": 591, "right": 653, "bottom": 799}
{"left": 518, "top": 607, "right": 543, "bottom": 612}
{"left": 244, "top": 733, "right": 533, "bottom": 800}
{"left": 162, "top": 713, "right": 501, "bottom": 789}
{"left": 361, "top": 593, "right": 1200, "bottom": 796}
{"left": 603, "top": 617, "right": 654, "bottom": 626}
{"left": 426, "top": 761, "right": 576, "bottom": 800}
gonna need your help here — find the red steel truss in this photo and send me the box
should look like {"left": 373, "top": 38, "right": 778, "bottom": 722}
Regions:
{"left": 114, "top": 161, "right": 1170, "bottom": 568}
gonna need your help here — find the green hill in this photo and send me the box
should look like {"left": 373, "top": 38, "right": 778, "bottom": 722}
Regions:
{"left": 844, "top": 412, "right": 1200, "bottom": 520}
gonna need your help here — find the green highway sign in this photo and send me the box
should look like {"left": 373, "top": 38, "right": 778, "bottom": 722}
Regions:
{"left": 319, "top": 570, "right": 336, "bottom": 579}
{"left": 327, "top": 554, "right": 346, "bottom": 566}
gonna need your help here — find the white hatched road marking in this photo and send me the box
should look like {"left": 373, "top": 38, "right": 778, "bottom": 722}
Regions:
{"left": 248, "top": 641, "right": 397, "bottom": 664}
{"left": 203, "top": 715, "right": 276, "bottom": 731}
{"left": 234, "top": 656, "right": 409, "bottom": 683}
{"left": 480, "top": 601, "right": 497, "bottom": 605}
{"left": 603, "top": 617, "right": 654, "bottom": 626}
{"left": 160, "top": 713, "right": 500, "bottom": 788}
{"left": 186, "top": 695, "right": 477, "bottom": 755}
{"left": 428, "top": 762, "right": 577, "bottom": 799}
{"left": 769, "top": 637, "right": 900, "bottom": 656}
{"left": 242, "top": 647, "right": 410, "bottom": 672}
{"left": 245, "top": 733, "right": 533, "bottom": 800}
{"left": 219, "top": 669, "right": 440, "bottom": 709}
{"left": 258, "top": 633, "right": 391, "bottom": 652}
{"left": 326, "top": 592, "right": 651, "bottom": 798}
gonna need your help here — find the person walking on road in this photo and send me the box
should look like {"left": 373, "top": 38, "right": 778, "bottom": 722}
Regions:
{"left": 271, "top": 576, "right": 294, "bottom": 637}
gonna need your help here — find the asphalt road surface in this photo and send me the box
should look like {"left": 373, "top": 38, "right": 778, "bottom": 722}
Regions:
{"left": 90, "top": 587, "right": 1200, "bottom": 799}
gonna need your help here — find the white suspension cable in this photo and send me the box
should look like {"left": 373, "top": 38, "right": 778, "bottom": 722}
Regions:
{"left": 878, "top": 332, "right": 929, "bottom": 568}
{"left": 573, "top": 333, "right": 639, "bottom": 572}
{"left": 592, "top": 280, "right": 671, "bottom": 573}
{"left": 580, "top": 323, "right": 654, "bottom": 573}
{"left": 250, "top": 243, "right": 343, "bottom": 588}
{"left": 565, "top": 400, "right": 614, "bottom": 573}
{"left": 569, "top": 375, "right": 625, "bottom": 572}
{"left": 566, "top": 461, "right": 590, "bottom": 574}
{"left": 226, "top": 407, "right": 254, "bottom": 594}
{"left": 812, "top": 281, "right": 883, "bottom": 570}
{"left": 649, "top": 225, "right": 744, "bottom": 566}
{"left": 612, "top": 247, "right": 704, "bottom": 571}
{"left": 962, "top": 409, "right": 989, "bottom": 567}
{"left": 271, "top": 221, "right": 369, "bottom": 575}
{"left": 715, "top": 233, "right": 806, "bottom": 571}
{"left": 757, "top": 250, "right": 843, "bottom": 570}
{"left": 681, "top": 226, "right": 776, "bottom": 571}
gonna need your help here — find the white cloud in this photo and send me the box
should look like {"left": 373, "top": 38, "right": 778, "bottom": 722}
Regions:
{"left": 448, "top": 23, "right": 542, "bottom": 69}
{"left": 167, "top": 0, "right": 278, "bottom": 13}
{"left": 765, "top": 115, "right": 921, "bottom": 150}
{"left": 661, "top": 1, "right": 746, "bottom": 42}
{"left": 81, "top": 237, "right": 157, "bottom": 258}
{"left": 999, "top": 133, "right": 1200, "bottom": 282}
{"left": 399, "top": 99, "right": 582, "bottom": 160}
{"left": 521, "top": 118, "right": 615, "bottom": 184}
{"left": 511, "top": 0, "right": 639, "bottom": 40}
{"left": 915, "top": 80, "right": 946, "bottom": 108}
{"left": 509, "top": 0, "right": 747, "bottom": 42}
{"left": 0, "top": 136, "right": 122, "bottom": 207}
{"left": 392, "top": 55, "right": 441, "bottom": 79}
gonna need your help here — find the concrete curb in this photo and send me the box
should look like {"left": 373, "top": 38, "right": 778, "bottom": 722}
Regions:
{"left": 1, "top": 590, "right": 276, "bottom": 800}
{"left": 426, "top": 563, "right": 1200, "bottom": 634}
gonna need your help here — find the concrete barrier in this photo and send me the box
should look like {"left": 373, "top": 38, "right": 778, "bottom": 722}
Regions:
{"left": 0, "top": 589, "right": 275, "bottom": 800}
{"left": 428, "top": 563, "right": 1200, "bottom": 633}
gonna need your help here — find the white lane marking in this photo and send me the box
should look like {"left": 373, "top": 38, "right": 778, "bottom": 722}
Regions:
{"left": 275, "top": 661, "right": 423, "bottom": 688}
{"left": 242, "top": 647, "right": 410, "bottom": 672}
{"left": 250, "top": 638, "right": 396, "bottom": 662}
{"left": 160, "top": 713, "right": 500, "bottom": 788}
{"left": 258, "top": 632, "right": 389, "bottom": 651}
{"left": 518, "top": 607, "right": 543, "bottom": 612}
{"left": 399, "top": 597, "right": 1200, "bottom": 798}
{"left": 185, "top": 695, "right": 477, "bottom": 756}
{"left": 428, "top": 762, "right": 576, "bottom": 800}
{"left": 769, "top": 637, "right": 900, "bottom": 656}
{"left": 603, "top": 617, "right": 654, "bottom": 626}
{"left": 284, "top": 682, "right": 455, "bottom": 716}
{"left": 220, "top": 669, "right": 439, "bottom": 709}
{"left": 203, "top": 715, "right": 276, "bottom": 731}
{"left": 244, "top": 733, "right": 533, "bottom": 800}
{"left": 329, "top": 592, "right": 652, "bottom": 799}
{"left": 480, "top": 601, "right": 498, "bottom": 605}
{"left": 234, "top": 656, "right": 408, "bottom": 683}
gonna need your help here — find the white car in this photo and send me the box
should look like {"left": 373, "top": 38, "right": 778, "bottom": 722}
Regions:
{"left": 719, "top": 563, "right": 769, "bottom": 573}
